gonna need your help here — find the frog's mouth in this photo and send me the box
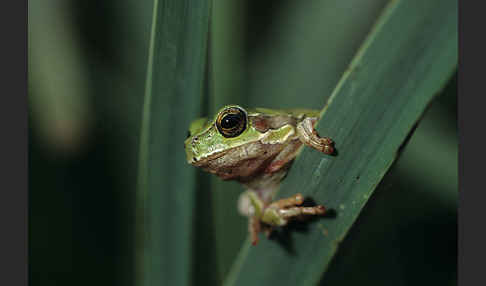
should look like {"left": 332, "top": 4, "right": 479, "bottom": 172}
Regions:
{"left": 186, "top": 149, "right": 227, "bottom": 166}
{"left": 185, "top": 139, "right": 229, "bottom": 166}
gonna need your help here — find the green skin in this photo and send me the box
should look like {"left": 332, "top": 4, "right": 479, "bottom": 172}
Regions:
{"left": 184, "top": 105, "right": 334, "bottom": 245}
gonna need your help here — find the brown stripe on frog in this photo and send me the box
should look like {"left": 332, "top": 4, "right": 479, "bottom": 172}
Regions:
{"left": 249, "top": 114, "right": 298, "bottom": 133}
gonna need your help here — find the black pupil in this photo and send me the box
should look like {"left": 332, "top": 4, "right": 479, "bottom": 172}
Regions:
{"left": 221, "top": 114, "right": 241, "bottom": 129}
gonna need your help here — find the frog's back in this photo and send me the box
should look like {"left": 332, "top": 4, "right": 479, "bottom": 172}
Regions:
{"left": 247, "top": 107, "right": 320, "bottom": 120}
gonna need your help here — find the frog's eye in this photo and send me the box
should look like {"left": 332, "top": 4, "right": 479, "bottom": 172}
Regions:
{"left": 216, "top": 107, "right": 247, "bottom": 138}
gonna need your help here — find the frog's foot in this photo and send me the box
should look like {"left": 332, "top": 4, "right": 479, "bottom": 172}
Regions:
{"left": 261, "top": 193, "right": 327, "bottom": 228}
{"left": 244, "top": 191, "right": 327, "bottom": 245}
{"left": 296, "top": 117, "right": 334, "bottom": 155}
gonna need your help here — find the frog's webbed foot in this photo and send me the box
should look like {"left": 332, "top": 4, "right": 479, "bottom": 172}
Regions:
{"left": 243, "top": 191, "right": 327, "bottom": 245}
{"left": 296, "top": 117, "right": 334, "bottom": 155}
{"left": 261, "top": 193, "right": 326, "bottom": 227}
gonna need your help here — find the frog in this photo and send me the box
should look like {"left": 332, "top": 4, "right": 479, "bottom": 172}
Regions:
{"left": 184, "top": 105, "right": 334, "bottom": 245}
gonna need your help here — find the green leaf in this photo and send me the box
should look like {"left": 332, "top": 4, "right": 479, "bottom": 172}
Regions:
{"left": 210, "top": 1, "right": 388, "bottom": 279}
{"left": 224, "top": 0, "right": 457, "bottom": 285}
{"left": 135, "top": 1, "right": 211, "bottom": 285}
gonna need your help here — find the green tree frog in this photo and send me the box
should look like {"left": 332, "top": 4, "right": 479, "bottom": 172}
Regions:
{"left": 184, "top": 105, "right": 334, "bottom": 245}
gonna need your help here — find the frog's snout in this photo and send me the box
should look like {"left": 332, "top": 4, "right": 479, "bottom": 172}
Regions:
{"left": 185, "top": 136, "right": 200, "bottom": 165}
{"left": 190, "top": 136, "right": 200, "bottom": 152}
{"left": 190, "top": 138, "right": 201, "bottom": 163}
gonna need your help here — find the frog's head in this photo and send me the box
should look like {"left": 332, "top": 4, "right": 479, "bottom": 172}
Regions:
{"left": 184, "top": 105, "right": 264, "bottom": 165}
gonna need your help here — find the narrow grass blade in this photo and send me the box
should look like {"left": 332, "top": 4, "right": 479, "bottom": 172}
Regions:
{"left": 224, "top": 0, "right": 457, "bottom": 285}
{"left": 135, "top": 1, "right": 211, "bottom": 285}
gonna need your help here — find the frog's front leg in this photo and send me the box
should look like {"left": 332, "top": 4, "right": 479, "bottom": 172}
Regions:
{"left": 297, "top": 117, "right": 334, "bottom": 155}
{"left": 239, "top": 190, "right": 327, "bottom": 245}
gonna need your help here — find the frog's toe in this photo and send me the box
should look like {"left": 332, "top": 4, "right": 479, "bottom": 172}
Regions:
{"left": 279, "top": 205, "right": 327, "bottom": 219}
{"left": 261, "top": 203, "right": 327, "bottom": 227}
{"left": 268, "top": 193, "right": 304, "bottom": 209}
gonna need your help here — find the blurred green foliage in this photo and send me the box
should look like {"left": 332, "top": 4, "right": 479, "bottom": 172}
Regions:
{"left": 29, "top": 0, "right": 457, "bottom": 285}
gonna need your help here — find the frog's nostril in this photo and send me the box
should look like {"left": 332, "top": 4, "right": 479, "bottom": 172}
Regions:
{"left": 186, "top": 131, "right": 191, "bottom": 139}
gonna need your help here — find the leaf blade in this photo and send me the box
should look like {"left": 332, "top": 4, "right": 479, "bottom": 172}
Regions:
{"left": 135, "top": 1, "right": 211, "bottom": 285}
{"left": 225, "top": 0, "right": 457, "bottom": 285}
